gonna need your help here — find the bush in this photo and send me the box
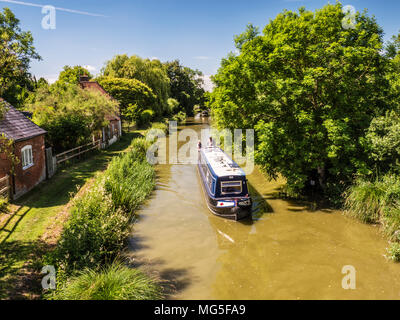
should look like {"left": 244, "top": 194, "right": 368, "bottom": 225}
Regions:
{"left": 0, "top": 197, "right": 8, "bottom": 213}
{"left": 52, "top": 182, "right": 131, "bottom": 274}
{"left": 50, "top": 138, "right": 156, "bottom": 276}
{"left": 171, "top": 111, "right": 186, "bottom": 124}
{"left": 344, "top": 174, "right": 400, "bottom": 224}
{"left": 48, "top": 262, "right": 163, "bottom": 300}
{"left": 387, "top": 243, "right": 400, "bottom": 262}
{"left": 104, "top": 147, "right": 155, "bottom": 215}
{"left": 137, "top": 109, "right": 154, "bottom": 128}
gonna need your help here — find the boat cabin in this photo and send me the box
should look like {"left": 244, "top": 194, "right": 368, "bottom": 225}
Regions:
{"left": 198, "top": 147, "right": 252, "bottom": 220}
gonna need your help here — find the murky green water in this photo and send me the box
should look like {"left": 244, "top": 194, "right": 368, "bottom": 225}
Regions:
{"left": 128, "top": 117, "right": 400, "bottom": 300}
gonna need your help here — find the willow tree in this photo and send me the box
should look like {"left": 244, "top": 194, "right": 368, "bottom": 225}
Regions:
{"left": 209, "top": 3, "right": 392, "bottom": 197}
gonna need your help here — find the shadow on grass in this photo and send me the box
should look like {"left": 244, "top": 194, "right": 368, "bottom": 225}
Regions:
{"left": 0, "top": 239, "right": 52, "bottom": 300}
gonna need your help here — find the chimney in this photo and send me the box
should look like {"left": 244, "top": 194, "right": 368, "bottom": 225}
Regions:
{"left": 79, "top": 74, "right": 89, "bottom": 82}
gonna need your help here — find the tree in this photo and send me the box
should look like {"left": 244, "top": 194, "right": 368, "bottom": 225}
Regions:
{"left": 96, "top": 77, "right": 156, "bottom": 122}
{"left": 0, "top": 8, "right": 41, "bottom": 101}
{"left": 28, "top": 84, "right": 119, "bottom": 152}
{"left": 209, "top": 3, "right": 391, "bottom": 196}
{"left": 102, "top": 55, "right": 170, "bottom": 116}
{"left": 164, "top": 60, "right": 205, "bottom": 116}
{"left": 56, "top": 66, "right": 93, "bottom": 86}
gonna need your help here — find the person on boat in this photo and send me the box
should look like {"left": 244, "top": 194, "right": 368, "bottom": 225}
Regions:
{"left": 198, "top": 140, "right": 202, "bottom": 150}
{"left": 208, "top": 137, "right": 215, "bottom": 148}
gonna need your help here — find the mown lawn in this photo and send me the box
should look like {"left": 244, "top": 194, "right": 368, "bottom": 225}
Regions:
{"left": 0, "top": 132, "right": 141, "bottom": 299}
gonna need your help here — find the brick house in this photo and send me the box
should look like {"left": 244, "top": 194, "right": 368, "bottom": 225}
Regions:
{"left": 79, "top": 76, "right": 122, "bottom": 146}
{"left": 0, "top": 99, "right": 47, "bottom": 199}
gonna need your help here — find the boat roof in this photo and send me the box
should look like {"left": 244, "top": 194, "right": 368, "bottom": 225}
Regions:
{"left": 202, "top": 147, "right": 246, "bottom": 178}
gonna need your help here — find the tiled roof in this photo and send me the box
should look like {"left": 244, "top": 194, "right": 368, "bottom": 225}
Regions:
{"left": 0, "top": 99, "right": 46, "bottom": 142}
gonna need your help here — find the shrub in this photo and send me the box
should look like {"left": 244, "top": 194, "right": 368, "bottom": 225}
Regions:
{"left": 137, "top": 109, "right": 154, "bottom": 128}
{"left": 50, "top": 137, "right": 156, "bottom": 278}
{"left": 52, "top": 182, "right": 131, "bottom": 274}
{"left": 344, "top": 174, "right": 400, "bottom": 224}
{"left": 48, "top": 262, "right": 163, "bottom": 300}
{"left": 171, "top": 111, "right": 186, "bottom": 124}
{"left": 104, "top": 149, "right": 155, "bottom": 215}
{"left": 387, "top": 243, "right": 400, "bottom": 262}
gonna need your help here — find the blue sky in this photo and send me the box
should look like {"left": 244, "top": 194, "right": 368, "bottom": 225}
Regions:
{"left": 1, "top": 0, "right": 400, "bottom": 88}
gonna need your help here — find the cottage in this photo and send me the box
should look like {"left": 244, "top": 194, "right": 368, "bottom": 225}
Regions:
{"left": 79, "top": 75, "right": 122, "bottom": 146}
{"left": 0, "top": 99, "right": 47, "bottom": 199}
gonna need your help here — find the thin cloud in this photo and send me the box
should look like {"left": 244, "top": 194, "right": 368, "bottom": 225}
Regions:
{"left": 0, "top": 0, "right": 107, "bottom": 17}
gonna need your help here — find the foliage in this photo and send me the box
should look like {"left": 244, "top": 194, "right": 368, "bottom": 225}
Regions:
{"left": 209, "top": 3, "right": 391, "bottom": 197}
{"left": 345, "top": 174, "right": 400, "bottom": 224}
{"left": 48, "top": 262, "right": 162, "bottom": 300}
{"left": 0, "top": 133, "right": 19, "bottom": 174}
{"left": 97, "top": 77, "right": 156, "bottom": 122}
{"left": 167, "top": 98, "right": 180, "bottom": 115}
{"left": 103, "top": 139, "right": 155, "bottom": 215}
{"left": 28, "top": 84, "right": 119, "bottom": 152}
{"left": 171, "top": 111, "right": 187, "bottom": 124}
{"left": 137, "top": 109, "right": 154, "bottom": 128}
{"left": 50, "top": 138, "right": 155, "bottom": 276}
{"left": 164, "top": 60, "right": 205, "bottom": 116}
{"left": 363, "top": 110, "right": 400, "bottom": 174}
{"left": 56, "top": 66, "right": 93, "bottom": 86}
{"left": 0, "top": 8, "right": 41, "bottom": 97}
{"left": 387, "top": 243, "right": 400, "bottom": 262}
{"left": 102, "top": 55, "right": 170, "bottom": 116}
{"left": 0, "top": 100, "right": 6, "bottom": 120}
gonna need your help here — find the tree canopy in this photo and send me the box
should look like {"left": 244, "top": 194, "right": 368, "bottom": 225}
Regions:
{"left": 164, "top": 60, "right": 205, "bottom": 116}
{"left": 102, "top": 55, "right": 170, "bottom": 116}
{"left": 56, "top": 65, "right": 93, "bottom": 86}
{"left": 209, "top": 3, "right": 392, "bottom": 196}
{"left": 97, "top": 76, "right": 157, "bottom": 123}
{"left": 0, "top": 8, "right": 41, "bottom": 106}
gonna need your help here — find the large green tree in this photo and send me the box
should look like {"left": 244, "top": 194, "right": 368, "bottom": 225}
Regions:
{"left": 209, "top": 3, "right": 392, "bottom": 196}
{"left": 102, "top": 55, "right": 170, "bottom": 116}
{"left": 164, "top": 60, "right": 205, "bottom": 116}
{"left": 0, "top": 8, "right": 41, "bottom": 104}
{"left": 56, "top": 65, "right": 93, "bottom": 86}
{"left": 97, "top": 77, "right": 157, "bottom": 123}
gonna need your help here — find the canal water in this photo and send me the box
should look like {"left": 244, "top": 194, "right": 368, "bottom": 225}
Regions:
{"left": 128, "top": 117, "right": 400, "bottom": 300}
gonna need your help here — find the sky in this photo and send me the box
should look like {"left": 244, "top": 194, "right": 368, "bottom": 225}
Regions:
{"left": 1, "top": 0, "right": 400, "bottom": 90}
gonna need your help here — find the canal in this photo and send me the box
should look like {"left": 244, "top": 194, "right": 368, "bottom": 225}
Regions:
{"left": 128, "top": 117, "right": 400, "bottom": 300}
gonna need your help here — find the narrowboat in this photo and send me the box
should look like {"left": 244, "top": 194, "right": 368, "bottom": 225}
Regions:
{"left": 198, "top": 147, "right": 252, "bottom": 221}
{"left": 201, "top": 110, "right": 209, "bottom": 117}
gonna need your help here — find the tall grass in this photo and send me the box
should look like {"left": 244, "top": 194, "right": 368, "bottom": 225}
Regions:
{"left": 49, "top": 262, "right": 162, "bottom": 300}
{"left": 344, "top": 175, "right": 400, "bottom": 224}
{"left": 345, "top": 174, "right": 400, "bottom": 261}
{"left": 48, "top": 137, "right": 162, "bottom": 298}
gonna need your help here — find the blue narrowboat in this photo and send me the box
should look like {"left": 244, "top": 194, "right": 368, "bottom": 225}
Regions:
{"left": 198, "top": 147, "right": 252, "bottom": 221}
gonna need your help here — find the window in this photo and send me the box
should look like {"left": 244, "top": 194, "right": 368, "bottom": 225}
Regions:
{"left": 221, "top": 181, "right": 242, "bottom": 195}
{"left": 21, "top": 145, "right": 33, "bottom": 170}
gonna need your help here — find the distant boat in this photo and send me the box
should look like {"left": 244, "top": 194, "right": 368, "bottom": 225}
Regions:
{"left": 200, "top": 110, "right": 209, "bottom": 117}
{"left": 198, "top": 147, "right": 252, "bottom": 221}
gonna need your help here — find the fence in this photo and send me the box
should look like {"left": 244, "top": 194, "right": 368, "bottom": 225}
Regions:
{"left": 55, "top": 140, "right": 101, "bottom": 165}
{"left": 0, "top": 175, "right": 10, "bottom": 199}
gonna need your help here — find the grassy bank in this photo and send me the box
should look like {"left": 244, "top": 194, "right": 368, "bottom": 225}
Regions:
{"left": 345, "top": 174, "right": 400, "bottom": 261}
{"left": 46, "top": 134, "right": 164, "bottom": 300}
{"left": 0, "top": 132, "right": 140, "bottom": 299}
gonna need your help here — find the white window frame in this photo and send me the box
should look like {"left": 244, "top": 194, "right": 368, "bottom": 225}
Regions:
{"left": 21, "top": 145, "right": 34, "bottom": 170}
{"left": 221, "top": 181, "right": 242, "bottom": 195}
